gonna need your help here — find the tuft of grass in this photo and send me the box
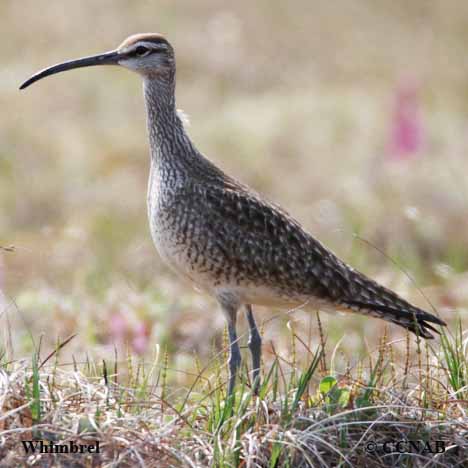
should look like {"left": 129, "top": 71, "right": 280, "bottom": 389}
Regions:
{"left": 438, "top": 319, "right": 468, "bottom": 401}
{"left": 29, "top": 352, "right": 41, "bottom": 434}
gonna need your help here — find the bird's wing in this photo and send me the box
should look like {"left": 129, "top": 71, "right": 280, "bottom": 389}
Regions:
{"left": 180, "top": 181, "right": 355, "bottom": 298}
{"left": 179, "top": 181, "right": 445, "bottom": 338}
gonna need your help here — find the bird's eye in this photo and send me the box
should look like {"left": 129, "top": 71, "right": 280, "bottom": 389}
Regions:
{"left": 134, "top": 45, "right": 151, "bottom": 57}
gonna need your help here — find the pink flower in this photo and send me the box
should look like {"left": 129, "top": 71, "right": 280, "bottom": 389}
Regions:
{"left": 108, "top": 312, "right": 128, "bottom": 342}
{"left": 108, "top": 312, "right": 151, "bottom": 354}
{"left": 131, "top": 321, "right": 150, "bottom": 355}
{"left": 388, "top": 79, "right": 424, "bottom": 160}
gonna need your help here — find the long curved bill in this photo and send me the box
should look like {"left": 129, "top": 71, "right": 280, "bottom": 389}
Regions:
{"left": 19, "top": 50, "right": 120, "bottom": 90}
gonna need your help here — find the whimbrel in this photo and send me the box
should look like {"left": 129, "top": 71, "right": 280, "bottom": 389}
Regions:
{"left": 20, "top": 33, "right": 446, "bottom": 396}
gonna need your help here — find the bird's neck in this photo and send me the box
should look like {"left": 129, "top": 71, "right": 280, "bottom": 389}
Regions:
{"left": 143, "top": 77, "right": 196, "bottom": 170}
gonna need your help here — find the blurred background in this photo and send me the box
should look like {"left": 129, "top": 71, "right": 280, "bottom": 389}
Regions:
{"left": 1, "top": 1, "right": 468, "bottom": 383}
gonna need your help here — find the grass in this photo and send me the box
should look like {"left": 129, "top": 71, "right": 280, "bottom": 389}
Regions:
{"left": 0, "top": 316, "right": 466, "bottom": 467}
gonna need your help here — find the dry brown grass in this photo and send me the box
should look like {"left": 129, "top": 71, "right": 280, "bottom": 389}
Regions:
{"left": 0, "top": 320, "right": 467, "bottom": 467}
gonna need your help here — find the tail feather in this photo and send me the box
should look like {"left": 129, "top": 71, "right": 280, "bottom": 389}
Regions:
{"left": 337, "top": 270, "right": 447, "bottom": 339}
{"left": 343, "top": 299, "right": 446, "bottom": 339}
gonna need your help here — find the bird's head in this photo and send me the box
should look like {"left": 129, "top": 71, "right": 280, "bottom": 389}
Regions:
{"left": 116, "top": 33, "right": 175, "bottom": 76}
{"left": 20, "top": 33, "right": 175, "bottom": 90}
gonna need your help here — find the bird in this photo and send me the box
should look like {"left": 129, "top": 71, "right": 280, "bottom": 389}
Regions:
{"left": 20, "top": 33, "right": 446, "bottom": 397}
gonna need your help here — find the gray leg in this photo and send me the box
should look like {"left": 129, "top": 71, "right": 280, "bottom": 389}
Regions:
{"left": 227, "top": 316, "right": 241, "bottom": 397}
{"left": 245, "top": 304, "right": 262, "bottom": 393}
{"left": 218, "top": 294, "right": 241, "bottom": 397}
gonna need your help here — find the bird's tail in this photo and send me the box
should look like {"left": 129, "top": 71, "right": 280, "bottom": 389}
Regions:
{"left": 340, "top": 275, "right": 446, "bottom": 339}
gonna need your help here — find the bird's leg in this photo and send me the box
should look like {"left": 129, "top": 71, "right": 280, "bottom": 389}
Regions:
{"left": 226, "top": 313, "right": 241, "bottom": 397}
{"left": 219, "top": 295, "right": 241, "bottom": 398}
{"left": 245, "top": 304, "right": 262, "bottom": 394}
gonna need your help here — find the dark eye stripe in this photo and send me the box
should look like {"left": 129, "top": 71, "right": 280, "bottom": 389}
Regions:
{"left": 134, "top": 45, "right": 150, "bottom": 56}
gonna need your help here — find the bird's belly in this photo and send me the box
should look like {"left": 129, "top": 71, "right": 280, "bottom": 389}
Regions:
{"left": 149, "top": 217, "right": 199, "bottom": 285}
{"left": 147, "top": 209, "right": 331, "bottom": 308}
{"left": 147, "top": 172, "right": 191, "bottom": 281}
{"left": 147, "top": 208, "right": 214, "bottom": 292}
{"left": 146, "top": 178, "right": 342, "bottom": 310}
{"left": 148, "top": 220, "right": 340, "bottom": 312}
{"left": 218, "top": 284, "right": 332, "bottom": 310}
{"left": 148, "top": 218, "right": 269, "bottom": 298}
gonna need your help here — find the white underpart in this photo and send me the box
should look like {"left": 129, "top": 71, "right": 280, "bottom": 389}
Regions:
{"left": 177, "top": 109, "right": 190, "bottom": 127}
